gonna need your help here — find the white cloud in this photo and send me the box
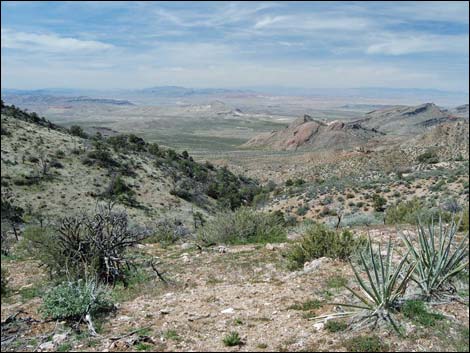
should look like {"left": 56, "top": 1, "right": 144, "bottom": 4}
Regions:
{"left": 390, "top": 1, "right": 469, "bottom": 24}
{"left": 278, "top": 41, "right": 304, "bottom": 47}
{"left": 0, "top": 2, "right": 468, "bottom": 92}
{"left": 254, "top": 16, "right": 288, "bottom": 29}
{"left": 253, "top": 15, "right": 371, "bottom": 31}
{"left": 1, "top": 28, "right": 114, "bottom": 52}
{"left": 367, "top": 34, "right": 469, "bottom": 55}
{"left": 154, "top": 2, "right": 282, "bottom": 28}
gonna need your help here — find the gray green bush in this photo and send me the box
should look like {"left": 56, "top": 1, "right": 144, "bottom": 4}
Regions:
{"left": 197, "top": 207, "right": 286, "bottom": 245}
{"left": 286, "top": 224, "right": 366, "bottom": 270}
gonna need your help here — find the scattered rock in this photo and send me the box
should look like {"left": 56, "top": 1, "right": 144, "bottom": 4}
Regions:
{"left": 221, "top": 308, "right": 235, "bottom": 314}
{"left": 181, "top": 253, "right": 191, "bottom": 263}
{"left": 265, "top": 243, "right": 275, "bottom": 251}
{"left": 38, "top": 341, "right": 55, "bottom": 351}
{"left": 266, "top": 243, "right": 286, "bottom": 251}
{"left": 180, "top": 242, "right": 193, "bottom": 250}
{"left": 303, "top": 257, "right": 332, "bottom": 273}
{"left": 118, "top": 315, "right": 132, "bottom": 321}
{"left": 52, "top": 333, "right": 68, "bottom": 345}
{"left": 188, "top": 313, "right": 211, "bottom": 321}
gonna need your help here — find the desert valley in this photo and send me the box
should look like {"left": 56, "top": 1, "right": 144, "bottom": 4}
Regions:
{"left": 1, "top": 1, "right": 469, "bottom": 352}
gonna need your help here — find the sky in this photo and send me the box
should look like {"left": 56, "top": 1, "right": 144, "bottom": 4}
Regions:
{"left": 1, "top": 1, "right": 469, "bottom": 92}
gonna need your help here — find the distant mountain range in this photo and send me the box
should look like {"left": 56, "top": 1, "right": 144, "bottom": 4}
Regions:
{"left": 1, "top": 93, "right": 134, "bottom": 106}
{"left": 2, "top": 86, "right": 468, "bottom": 106}
{"left": 1, "top": 86, "right": 254, "bottom": 99}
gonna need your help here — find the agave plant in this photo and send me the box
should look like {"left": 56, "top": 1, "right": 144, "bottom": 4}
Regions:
{"left": 400, "top": 215, "right": 469, "bottom": 300}
{"left": 315, "top": 235, "right": 415, "bottom": 334}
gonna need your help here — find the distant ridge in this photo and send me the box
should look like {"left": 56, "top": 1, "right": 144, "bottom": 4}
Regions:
{"left": 242, "top": 114, "right": 381, "bottom": 151}
{"left": 243, "top": 103, "right": 469, "bottom": 151}
{"left": 356, "top": 103, "right": 463, "bottom": 135}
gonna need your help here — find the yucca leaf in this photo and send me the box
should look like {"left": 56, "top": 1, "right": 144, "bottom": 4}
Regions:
{"left": 349, "top": 259, "right": 377, "bottom": 304}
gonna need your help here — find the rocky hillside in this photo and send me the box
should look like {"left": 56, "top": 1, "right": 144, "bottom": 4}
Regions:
{"left": 357, "top": 102, "right": 463, "bottom": 135}
{"left": 411, "top": 120, "right": 470, "bottom": 159}
{"left": 242, "top": 114, "right": 382, "bottom": 151}
{"left": 0, "top": 102, "right": 262, "bottom": 229}
{"left": 243, "top": 103, "right": 469, "bottom": 152}
{"left": 451, "top": 103, "right": 470, "bottom": 118}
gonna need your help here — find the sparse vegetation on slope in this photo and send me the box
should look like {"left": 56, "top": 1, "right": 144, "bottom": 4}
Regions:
{"left": 1, "top": 100, "right": 468, "bottom": 352}
{"left": 197, "top": 207, "right": 286, "bottom": 245}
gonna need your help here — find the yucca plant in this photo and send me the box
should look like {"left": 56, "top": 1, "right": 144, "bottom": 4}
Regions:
{"left": 315, "top": 235, "right": 415, "bottom": 334}
{"left": 400, "top": 215, "right": 469, "bottom": 300}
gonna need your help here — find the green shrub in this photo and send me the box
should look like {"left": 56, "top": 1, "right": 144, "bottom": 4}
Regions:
{"left": 285, "top": 224, "right": 365, "bottom": 270}
{"left": 334, "top": 212, "right": 382, "bottom": 227}
{"left": 372, "top": 194, "right": 386, "bottom": 212}
{"left": 401, "top": 300, "right": 444, "bottom": 327}
{"left": 288, "top": 299, "right": 322, "bottom": 311}
{"left": 325, "top": 320, "right": 348, "bottom": 332}
{"left": 107, "top": 135, "right": 129, "bottom": 151}
{"left": 296, "top": 205, "right": 309, "bottom": 216}
{"left": 253, "top": 192, "right": 269, "bottom": 208}
{"left": 344, "top": 335, "right": 389, "bottom": 352}
{"left": 206, "top": 167, "right": 262, "bottom": 210}
{"left": 385, "top": 198, "right": 422, "bottom": 225}
{"left": 148, "top": 143, "right": 161, "bottom": 156}
{"left": 105, "top": 175, "right": 135, "bottom": 199}
{"left": 84, "top": 144, "right": 118, "bottom": 168}
{"left": 69, "top": 125, "right": 88, "bottom": 138}
{"left": 294, "top": 179, "right": 305, "bottom": 186}
{"left": 417, "top": 150, "right": 439, "bottom": 164}
{"left": 321, "top": 196, "right": 333, "bottom": 205}
{"left": 1, "top": 126, "right": 11, "bottom": 136}
{"left": 326, "top": 275, "right": 347, "bottom": 289}
{"left": 19, "top": 226, "right": 63, "bottom": 276}
{"left": 40, "top": 280, "right": 113, "bottom": 321}
{"left": 1, "top": 267, "right": 8, "bottom": 295}
{"left": 223, "top": 331, "right": 242, "bottom": 347}
{"left": 197, "top": 207, "right": 286, "bottom": 245}
{"left": 145, "top": 219, "right": 188, "bottom": 246}
{"left": 458, "top": 207, "right": 469, "bottom": 232}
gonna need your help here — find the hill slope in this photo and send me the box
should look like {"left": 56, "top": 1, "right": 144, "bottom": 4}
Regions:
{"left": 243, "top": 103, "right": 469, "bottom": 152}
{"left": 356, "top": 103, "right": 463, "bottom": 135}
{"left": 1, "top": 103, "right": 261, "bottom": 229}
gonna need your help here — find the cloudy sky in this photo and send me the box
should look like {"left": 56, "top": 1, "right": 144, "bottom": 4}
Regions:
{"left": 1, "top": 1, "right": 469, "bottom": 91}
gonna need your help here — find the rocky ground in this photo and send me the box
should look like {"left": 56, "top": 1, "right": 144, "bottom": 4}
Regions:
{"left": 2, "top": 226, "right": 468, "bottom": 352}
